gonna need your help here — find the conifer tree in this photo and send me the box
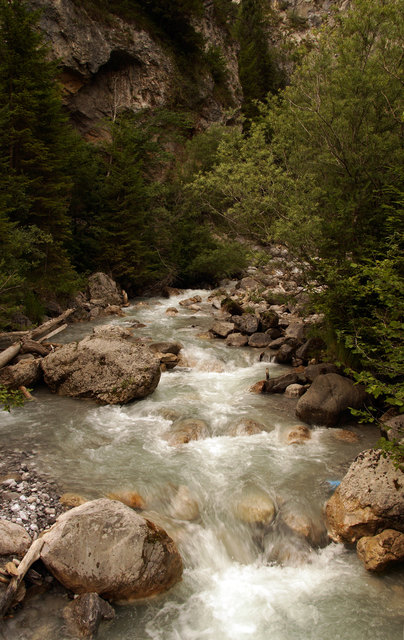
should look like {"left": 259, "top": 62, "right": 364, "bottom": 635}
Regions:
{"left": 0, "top": 0, "right": 77, "bottom": 297}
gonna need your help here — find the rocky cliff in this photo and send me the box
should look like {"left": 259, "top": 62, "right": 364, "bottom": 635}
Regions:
{"left": 29, "top": 0, "right": 242, "bottom": 138}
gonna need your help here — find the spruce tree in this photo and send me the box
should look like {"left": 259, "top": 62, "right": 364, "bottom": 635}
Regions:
{"left": 0, "top": 0, "right": 77, "bottom": 298}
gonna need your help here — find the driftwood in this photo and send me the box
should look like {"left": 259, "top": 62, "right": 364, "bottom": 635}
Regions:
{"left": 0, "top": 343, "right": 21, "bottom": 369}
{"left": 29, "top": 309, "right": 74, "bottom": 340}
{"left": 37, "top": 323, "right": 68, "bottom": 343}
{"left": 0, "top": 309, "right": 73, "bottom": 369}
{"left": 20, "top": 340, "right": 50, "bottom": 357}
{"left": 18, "top": 386, "right": 36, "bottom": 402}
{"left": 0, "top": 538, "right": 45, "bottom": 617}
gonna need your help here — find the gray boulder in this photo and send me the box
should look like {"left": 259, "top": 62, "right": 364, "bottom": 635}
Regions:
{"left": 264, "top": 372, "right": 303, "bottom": 394}
{"left": 295, "top": 373, "right": 366, "bottom": 426}
{"left": 226, "top": 333, "right": 248, "bottom": 347}
{"left": 41, "top": 499, "right": 183, "bottom": 602}
{"left": 233, "top": 314, "right": 259, "bottom": 335}
{"left": 41, "top": 326, "right": 160, "bottom": 404}
{"left": 248, "top": 333, "right": 272, "bottom": 348}
{"left": 274, "top": 342, "right": 297, "bottom": 364}
{"left": 87, "top": 272, "right": 123, "bottom": 307}
{"left": 211, "top": 321, "right": 235, "bottom": 338}
{"left": 304, "top": 363, "right": 339, "bottom": 382}
{"left": 325, "top": 449, "right": 404, "bottom": 543}
{"left": 381, "top": 414, "right": 404, "bottom": 444}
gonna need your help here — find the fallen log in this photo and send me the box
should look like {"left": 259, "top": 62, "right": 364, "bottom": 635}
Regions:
{"left": 20, "top": 339, "right": 50, "bottom": 357}
{"left": 0, "top": 342, "right": 21, "bottom": 369}
{"left": 29, "top": 309, "right": 74, "bottom": 340}
{"left": 37, "top": 323, "right": 67, "bottom": 343}
{"left": 0, "top": 538, "right": 45, "bottom": 618}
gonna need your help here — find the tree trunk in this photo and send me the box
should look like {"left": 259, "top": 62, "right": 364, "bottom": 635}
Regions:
{"left": 0, "top": 538, "right": 45, "bottom": 618}
{"left": 0, "top": 342, "right": 21, "bottom": 369}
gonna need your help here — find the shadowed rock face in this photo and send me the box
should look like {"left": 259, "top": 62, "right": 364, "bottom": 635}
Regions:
{"left": 41, "top": 499, "right": 183, "bottom": 602}
{"left": 325, "top": 449, "right": 404, "bottom": 544}
{"left": 27, "top": 0, "right": 241, "bottom": 137}
{"left": 41, "top": 326, "right": 161, "bottom": 404}
{"left": 295, "top": 373, "right": 366, "bottom": 426}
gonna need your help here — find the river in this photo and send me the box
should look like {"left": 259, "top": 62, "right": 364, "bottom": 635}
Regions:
{"left": 1, "top": 289, "right": 404, "bottom": 640}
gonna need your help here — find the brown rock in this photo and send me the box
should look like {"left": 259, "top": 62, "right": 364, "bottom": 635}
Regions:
{"left": 149, "top": 342, "right": 182, "bottom": 356}
{"left": 304, "top": 363, "right": 339, "bottom": 383}
{"left": 165, "top": 307, "right": 178, "bottom": 316}
{"left": 226, "top": 333, "right": 248, "bottom": 347}
{"left": 59, "top": 493, "right": 88, "bottom": 509}
{"left": 211, "top": 321, "right": 235, "bottom": 338}
{"left": 0, "top": 359, "right": 42, "bottom": 389}
{"left": 87, "top": 272, "right": 123, "bottom": 307}
{"left": 234, "top": 490, "right": 276, "bottom": 526}
{"left": 40, "top": 499, "right": 183, "bottom": 602}
{"left": 249, "top": 380, "right": 266, "bottom": 394}
{"left": 325, "top": 449, "right": 404, "bottom": 544}
{"left": 332, "top": 430, "right": 360, "bottom": 443}
{"left": 357, "top": 529, "right": 404, "bottom": 572}
{"left": 233, "top": 314, "right": 259, "bottom": 335}
{"left": 248, "top": 333, "right": 272, "bottom": 348}
{"left": 179, "top": 295, "right": 202, "bottom": 307}
{"left": 167, "top": 485, "right": 200, "bottom": 522}
{"left": 106, "top": 491, "right": 145, "bottom": 509}
{"left": 286, "top": 425, "right": 311, "bottom": 445}
{"left": 63, "top": 593, "right": 115, "bottom": 638}
{"left": 226, "top": 419, "right": 265, "bottom": 437}
{"left": 165, "top": 418, "right": 210, "bottom": 446}
{"left": 264, "top": 372, "right": 302, "bottom": 394}
{"left": 284, "top": 384, "right": 306, "bottom": 398}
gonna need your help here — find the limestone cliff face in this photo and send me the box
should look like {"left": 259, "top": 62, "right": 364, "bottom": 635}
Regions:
{"left": 29, "top": 0, "right": 242, "bottom": 138}
{"left": 269, "top": 0, "right": 350, "bottom": 39}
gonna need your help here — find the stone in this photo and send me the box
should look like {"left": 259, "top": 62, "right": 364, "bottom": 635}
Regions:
{"left": 165, "top": 307, "right": 178, "bottom": 316}
{"left": 325, "top": 449, "right": 404, "bottom": 544}
{"left": 286, "top": 425, "right": 311, "bottom": 444}
{"left": 211, "top": 321, "right": 235, "bottom": 338}
{"left": 233, "top": 314, "right": 259, "bottom": 335}
{"left": 104, "top": 305, "right": 125, "bottom": 317}
{"left": 158, "top": 353, "right": 179, "bottom": 370}
{"left": 149, "top": 342, "right": 182, "bottom": 356}
{"left": 106, "top": 491, "right": 145, "bottom": 509}
{"left": 304, "top": 363, "right": 339, "bottom": 383}
{"left": 296, "top": 373, "right": 366, "bottom": 426}
{"left": 381, "top": 414, "right": 404, "bottom": 444}
{"left": 40, "top": 499, "right": 182, "bottom": 602}
{"left": 282, "top": 511, "right": 326, "bottom": 547}
{"left": 0, "top": 520, "right": 31, "bottom": 557}
{"left": 284, "top": 383, "right": 306, "bottom": 398}
{"left": 268, "top": 336, "right": 288, "bottom": 350}
{"left": 59, "top": 493, "right": 88, "bottom": 509}
{"left": 87, "top": 272, "right": 123, "bottom": 307}
{"left": 248, "top": 333, "right": 272, "bottom": 348}
{"left": 238, "top": 277, "right": 260, "bottom": 291}
{"left": 274, "top": 342, "right": 297, "bottom": 364}
{"left": 285, "top": 321, "right": 306, "bottom": 341}
{"left": 165, "top": 418, "right": 210, "bottom": 446}
{"left": 249, "top": 380, "right": 266, "bottom": 394}
{"left": 63, "top": 593, "right": 115, "bottom": 639}
{"left": 259, "top": 310, "right": 279, "bottom": 331}
{"left": 220, "top": 297, "right": 243, "bottom": 315}
{"left": 0, "top": 359, "right": 41, "bottom": 389}
{"left": 356, "top": 529, "right": 404, "bottom": 572}
{"left": 264, "top": 372, "right": 302, "bottom": 394}
{"left": 226, "top": 418, "right": 265, "bottom": 437}
{"left": 41, "top": 325, "right": 161, "bottom": 404}
{"left": 332, "top": 429, "right": 360, "bottom": 443}
{"left": 234, "top": 490, "right": 276, "bottom": 526}
{"left": 225, "top": 333, "right": 248, "bottom": 347}
{"left": 179, "top": 295, "right": 202, "bottom": 307}
{"left": 168, "top": 486, "right": 200, "bottom": 522}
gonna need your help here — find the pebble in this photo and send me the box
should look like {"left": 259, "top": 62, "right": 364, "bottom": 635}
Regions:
{"left": 11, "top": 503, "right": 20, "bottom": 512}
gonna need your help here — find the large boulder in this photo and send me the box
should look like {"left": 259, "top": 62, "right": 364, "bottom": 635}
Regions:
{"left": 63, "top": 593, "right": 115, "bottom": 638}
{"left": 356, "top": 529, "right": 404, "bottom": 572}
{"left": 233, "top": 314, "right": 259, "bottom": 335}
{"left": 325, "top": 449, "right": 404, "bottom": 544}
{"left": 40, "top": 499, "right": 183, "bottom": 602}
{"left": 211, "top": 321, "right": 235, "bottom": 338}
{"left": 87, "top": 272, "right": 123, "bottom": 307}
{"left": 248, "top": 333, "right": 272, "bottom": 348}
{"left": 381, "top": 414, "right": 404, "bottom": 444}
{"left": 41, "top": 326, "right": 160, "bottom": 404}
{"left": 295, "top": 373, "right": 366, "bottom": 426}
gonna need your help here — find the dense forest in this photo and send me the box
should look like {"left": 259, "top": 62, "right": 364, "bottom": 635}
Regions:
{"left": 0, "top": 0, "right": 403, "bottom": 436}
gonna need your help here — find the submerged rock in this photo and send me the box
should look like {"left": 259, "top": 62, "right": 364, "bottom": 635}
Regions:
{"left": 325, "top": 449, "right": 404, "bottom": 544}
{"left": 234, "top": 489, "right": 276, "bottom": 526}
{"left": 356, "top": 529, "right": 404, "bottom": 572}
{"left": 165, "top": 418, "right": 210, "bottom": 446}
{"left": 41, "top": 499, "right": 183, "bottom": 602}
{"left": 296, "top": 373, "right": 366, "bottom": 426}
{"left": 286, "top": 425, "right": 311, "bottom": 445}
{"left": 167, "top": 485, "right": 200, "bottom": 521}
{"left": 226, "top": 418, "right": 265, "bottom": 437}
{"left": 41, "top": 326, "right": 161, "bottom": 404}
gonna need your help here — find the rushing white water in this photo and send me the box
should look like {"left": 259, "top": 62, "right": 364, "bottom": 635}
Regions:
{"left": 1, "top": 289, "right": 404, "bottom": 640}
